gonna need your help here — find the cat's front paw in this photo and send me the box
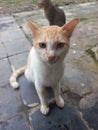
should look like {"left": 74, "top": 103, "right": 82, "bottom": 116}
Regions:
{"left": 55, "top": 96, "right": 65, "bottom": 108}
{"left": 40, "top": 105, "right": 49, "bottom": 115}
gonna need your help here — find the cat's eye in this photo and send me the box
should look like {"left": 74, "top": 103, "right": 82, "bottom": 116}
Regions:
{"left": 56, "top": 42, "right": 64, "bottom": 49}
{"left": 39, "top": 42, "right": 46, "bottom": 48}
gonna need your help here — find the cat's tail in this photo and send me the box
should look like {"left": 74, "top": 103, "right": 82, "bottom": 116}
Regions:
{"left": 10, "top": 65, "right": 26, "bottom": 89}
{"left": 38, "top": 0, "right": 52, "bottom": 8}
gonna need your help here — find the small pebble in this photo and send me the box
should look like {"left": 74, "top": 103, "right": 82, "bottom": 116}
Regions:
{"left": 73, "top": 43, "right": 76, "bottom": 46}
{"left": 23, "top": 99, "right": 27, "bottom": 105}
{"left": 73, "top": 50, "right": 76, "bottom": 54}
{"left": 81, "top": 83, "right": 85, "bottom": 87}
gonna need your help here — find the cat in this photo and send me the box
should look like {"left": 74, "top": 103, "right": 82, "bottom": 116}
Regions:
{"left": 10, "top": 18, "right": 79, "bottom": 115}
{"left": 38, "top": 0, "right": 66, "bottom": 26}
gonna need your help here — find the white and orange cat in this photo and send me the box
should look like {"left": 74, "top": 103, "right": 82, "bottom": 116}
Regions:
{"left": 10, "top": 18, "right": 79, "bottom": 115}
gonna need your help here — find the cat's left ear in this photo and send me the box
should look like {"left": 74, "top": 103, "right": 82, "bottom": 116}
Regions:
{"left": 61, "top": 18, "right": 79, "bottom": 38}
{"left": 26, "top": 20, "right": 40, "bottom": 36}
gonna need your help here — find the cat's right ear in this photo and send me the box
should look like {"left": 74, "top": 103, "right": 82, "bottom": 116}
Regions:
{"left": 61, "top": 18, "right": 79, "bottom": 38}
{"left": 26, "top": 20, "right": 40, "bottom": 36}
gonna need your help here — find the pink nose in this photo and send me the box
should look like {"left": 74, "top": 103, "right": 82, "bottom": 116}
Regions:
{"left": 48, "top": 55, "right": 55, "bottom": 61}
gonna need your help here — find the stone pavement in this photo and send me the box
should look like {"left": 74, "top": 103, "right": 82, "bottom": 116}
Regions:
{"left": 0, "top": 2, "right": 98, "bottom": 130}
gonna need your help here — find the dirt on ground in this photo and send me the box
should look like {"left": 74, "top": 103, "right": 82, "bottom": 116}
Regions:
{"left": 0, "top": 0, "right": 97, "bottom": 15}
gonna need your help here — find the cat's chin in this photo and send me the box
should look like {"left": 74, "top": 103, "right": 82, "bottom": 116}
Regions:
{"left": 48, "top": 60, "right": 57, "bottom": 64}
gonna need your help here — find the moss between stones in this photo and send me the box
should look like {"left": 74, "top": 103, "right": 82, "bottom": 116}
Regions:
{"left": 86, "top": 48, "right": 97, "bottom": 62}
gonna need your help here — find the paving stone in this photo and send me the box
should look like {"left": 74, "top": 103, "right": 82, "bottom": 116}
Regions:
{"left": 4, "top": 37, "right": 31, "bottom": 56}
{"left": 62, "top": 91, "right": 81, "bottom": 107}
{"left": 0, "top": 84, "right": 23, "bottom": 121}
{"left": 79, "top": 92, "right": 98, "bottom": 109}
{"left": 61, "top": 63, "right": 92, "bottom": 97}
{"left": 70, "top": 18, "right": 98, "bottom": 51}
{"left": 0, "top": 16, "right": 15, "bottom": 24}
{"left": 0, "top": 112, "right": 30, "bottom": 130}
{"left": 29, "top": 104, "right": 89, "bottom": 130}
{"left": 63, "top": 2, "right": 98, "bottom": 20}
{"left": 18, "top": 75, "right": 54, "bottom": 107}
{"left": 80, "top": 101, "right": 98, "bottom": 130}
{"left": 65, "top": 49, "right": 85, "bottom": 63}
{"left": 9, "top": 52, "right": 28, "bottom": 69}
{"left": 18, "top": 75, "right": 39, "bottom": 107}
{"left": 91, "top": 46, "right": 98, "bottom": 61}
{"left": 0, "top": 43, "right": 7, "bottom": 59}
{"left": 0, "top": 20, "right": 19, "bottom": 31}
{"left": 0, "top": 28, "right": 25, "bottom": 42}
{"left": 0, "top": 59, "right": 12, "bottom": 87}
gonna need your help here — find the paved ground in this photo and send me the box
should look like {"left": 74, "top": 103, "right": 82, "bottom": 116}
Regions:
{"left": 0, "top": 2, "right": 98, "bottom": 130}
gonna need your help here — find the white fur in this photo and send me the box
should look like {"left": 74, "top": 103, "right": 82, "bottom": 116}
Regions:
{"left": 25, "top": 47, "right": 65, "bottom": 86}
{"left": 25, "top": 43, "right": 68, "bottom": 115}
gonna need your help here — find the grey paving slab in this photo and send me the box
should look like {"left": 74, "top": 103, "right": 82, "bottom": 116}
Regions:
{"left": 18, "top": 75, "right": 54, "bottom": 107}
{"left": 18, "top": 75, "right": 40, "bottom": 106}
{"left": 9, "top": 52, "right": 28, "bottom": 69}
{"left": 80, "top": 102, "right": 98, "bottom": 130}
{"left": 0, "top": 112, "right": 30, "bottom": 130}
{"left": 0, "top": 84, "right": 23, "bottom": 121}
{"left": 0, "top": 43, "right": 7, "bottom": 59}
{"left": 0, "top": 16, "right": 16, "bottom": 24}
{"left": 0, "top": 20, "right": 19, "bottom": 31}
{"left": 0, "top": 59, "right": 12, "bottom": 87}
{"left": 29, "top": 104, "right": 89, "bottom": 130}
{"left": 61, "top": 63, "right": 92, "bottom": 97}
{"left": 62, "top": 91, "right": 81, "bottom": 107}
{"left": 0, "top": 28, "right": 25, "bottom": 42}
{"left": 63, "top": 2, "right": 98, "bottom": 20}
{"left": 4, "top": 37, "right": 31, "bottom": 56}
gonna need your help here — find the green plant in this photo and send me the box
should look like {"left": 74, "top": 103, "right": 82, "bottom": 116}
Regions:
{"left": 6, "top": 0, "right": 13, "bottom": 4}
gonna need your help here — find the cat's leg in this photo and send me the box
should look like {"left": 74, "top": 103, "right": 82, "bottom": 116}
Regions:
{"left": 35, "top": 85, "right": 49, "bottom": 115}
{"left": 53, "top": 84, "right": 64, "bottom": 108}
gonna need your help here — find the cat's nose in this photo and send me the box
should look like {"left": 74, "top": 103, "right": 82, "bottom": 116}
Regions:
{"left": 48, "top": 55, "right": 55, "bottom": 61}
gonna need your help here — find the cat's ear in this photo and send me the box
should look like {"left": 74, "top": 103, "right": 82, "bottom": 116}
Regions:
{"left": 61, "top": 18, "right": 79, "bottom": 38}
{"left": 26, "top": 20, "right": 40, "bottom": 36}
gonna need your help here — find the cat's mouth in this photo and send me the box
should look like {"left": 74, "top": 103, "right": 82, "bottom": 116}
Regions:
{"left": 47, "top": 57, "right": 59, "bottom": 64}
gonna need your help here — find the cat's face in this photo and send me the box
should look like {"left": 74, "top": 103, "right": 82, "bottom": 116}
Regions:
{"left": 32, "top": 26, "right": 69, "bottom": 64}
{"left": 27, "top": 19, "right": 79, "bottom": 64}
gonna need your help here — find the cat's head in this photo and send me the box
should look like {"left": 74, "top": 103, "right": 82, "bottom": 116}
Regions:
{"left": 27, "top": 19, "right": 79, "bottom": 64}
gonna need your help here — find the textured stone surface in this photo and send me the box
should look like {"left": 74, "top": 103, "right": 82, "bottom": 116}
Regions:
{"left": 91, "top": 46, "right": 98, "bottom": 61}
{"left": 4, "top": 37, "right": 31, "bottom": 56}
{"left": 0, "top": 59, "right": 12, "bottom": 86}
{"left": 9, "top": 52, "right": 28, "bottom": 69}
{"left": 0, "top": 19, "right": 19, "bottom": 31}
{"left": 0, "top": 113, "right": 30, "bottom": 130}
{"left": 79, "top": 93, "right": 98, "bottom": 109}
{"left": 61, "top": 63, "right": 92, "bottom": 97}
{"left": 18, "top": 75, "right": 40, "bottom": 107}
{"left": 80, "top": 102, "right": 98, "bottom": 130}
{"left": 0, "top": 28, "right": 25, "bottom": 42}
{"left": 0, "top": 16, "right": 15, "bottom": 24}
{"left": 0, "top": 43, "right": 7, "bottom": 59}
{"left": 29, "top": 104, "right": 89, "bottom": 130}
{"left": 62, "top": 91, "right": 81, "bottom": 107}
{"left": 0, "top": 84, "right": 23, "bottom": 121}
